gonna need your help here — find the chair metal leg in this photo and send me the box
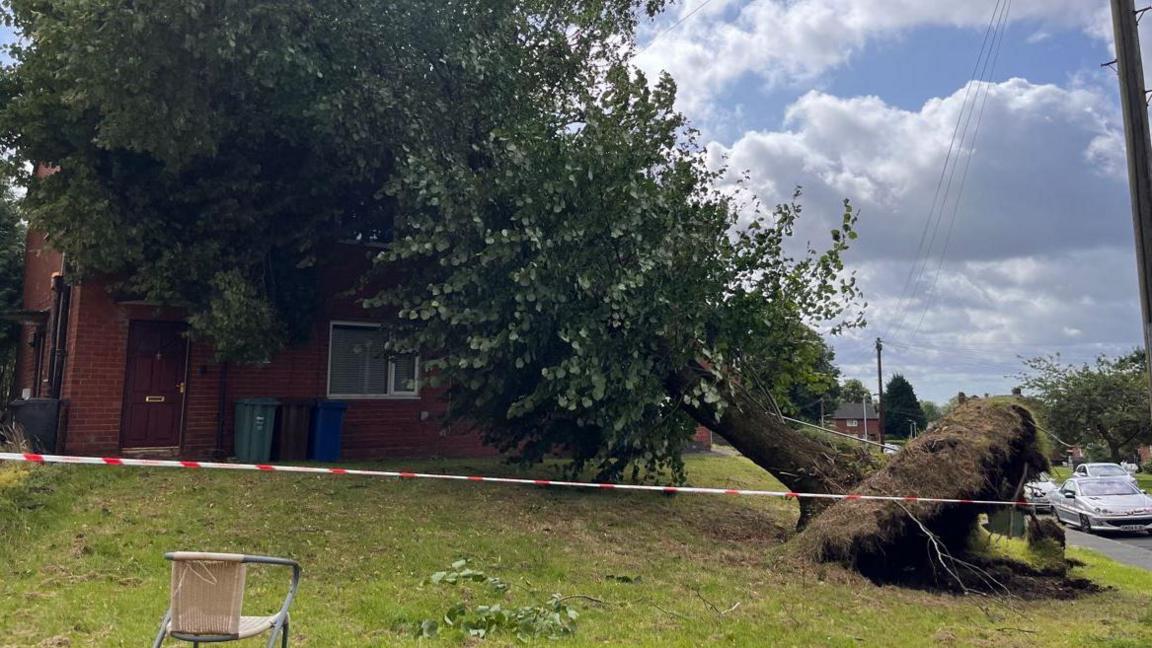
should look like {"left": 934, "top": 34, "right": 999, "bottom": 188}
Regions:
{"left": 151, "top": 610, "right": 171, "bottom": 648}
{"left": 265, "top": 623, "right": 286, "bottom": 648}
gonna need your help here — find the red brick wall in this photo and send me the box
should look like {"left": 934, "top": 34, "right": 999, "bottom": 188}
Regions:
{"left": 14, "top": 230, "right": 62, "bottom": 397}
{"left": 49, "top": 243, "right": 493, "bottom": 459}
{"left": 829, "top": 418, "right": 880, "bottom": 443}
{"left": 690, "top": 425, "right": 712, "bottom": 450}
{"left": 57, "top": 283, "right": 135, "bottom": 454}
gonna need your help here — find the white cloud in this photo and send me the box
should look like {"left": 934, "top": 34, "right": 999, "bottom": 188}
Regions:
{"left": 703, "top": 77, "right": 1141, "bottom": 401}
{"left": 635, "top": 0, "right": 1110, "bottom": 114}
{"left": 1026, "top": 30, "right": 1052, "bottom": 44}
{"left": 708, "top": 78, "right": 1127, "bottom": 263}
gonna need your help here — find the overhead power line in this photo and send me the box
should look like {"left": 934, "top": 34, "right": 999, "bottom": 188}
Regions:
{"left": 638, "top": 0, "right": 721, "bottom": 53}
{"left": 886, "top": 0, "right": 1012, "bottom": 339}
{"left": 909, "top": 0, "right": 1013, "bottom": 337}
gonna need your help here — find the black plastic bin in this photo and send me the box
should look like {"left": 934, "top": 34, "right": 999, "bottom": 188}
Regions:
{"left": 5, "top": 398, "right": 62, "bottom": 453}
{"left": 274, "top": 399, "right": 314, "bottom": 461}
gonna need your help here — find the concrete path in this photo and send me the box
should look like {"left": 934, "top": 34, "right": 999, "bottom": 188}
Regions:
{"left": 1066, "top": 528, "right": 1152, "bottom": 571}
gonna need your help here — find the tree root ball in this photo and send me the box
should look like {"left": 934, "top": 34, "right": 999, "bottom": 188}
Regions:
{"left": 793, "top": 400, "right": 1050, "bottom": 587}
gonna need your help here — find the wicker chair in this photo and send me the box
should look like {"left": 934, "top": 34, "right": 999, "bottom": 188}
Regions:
{"left": 152, "top": 552, "right": 300, "bottom": 647}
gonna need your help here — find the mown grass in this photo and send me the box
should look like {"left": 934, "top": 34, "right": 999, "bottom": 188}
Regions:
{"left": 2, "top": 453, "right": 1152, "bottom": 647}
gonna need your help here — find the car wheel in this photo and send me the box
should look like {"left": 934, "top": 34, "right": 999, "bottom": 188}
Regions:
{"left": 1079, "top": 513, "right": 1093, "bottom": 533}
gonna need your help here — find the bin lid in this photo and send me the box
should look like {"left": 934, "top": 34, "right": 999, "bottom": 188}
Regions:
{"left": 236, "top": 398, "right": 281, "bottom": 405}
{"left": 279, "top": 398, "right": 318, "bottom": 407}
{"left": 315, "top": 400, "right": 349, "bottom": 410}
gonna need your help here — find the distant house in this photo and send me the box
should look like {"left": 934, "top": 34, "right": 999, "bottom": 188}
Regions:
{"left": 828, "top": 401, "right": 881, "bottom": 443}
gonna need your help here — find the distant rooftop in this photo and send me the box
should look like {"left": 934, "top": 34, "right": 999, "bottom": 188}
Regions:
{"left": 831, "top": 402, "right": 877, "bottom": 420}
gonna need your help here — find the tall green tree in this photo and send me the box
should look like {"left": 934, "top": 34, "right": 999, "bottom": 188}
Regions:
{"left": 780, "top": 330, "right": 841, "bottom": 422}
{"left": 920, "top": 400, "right": 942, "bottom": 424}
{"left": 0, "top": 188, "right": 23, "bottom": 401}
{"left": 0, "top": 0, "right": 871, "bottom": 524}
{"left": 840, "top": 379, "right": 871, "bottom": 405}
{"left": 1018, "top": 351, "right": 1152, "bottom": 462}
{"left": 882, "top": 374, "right": 926, "bottom": 439}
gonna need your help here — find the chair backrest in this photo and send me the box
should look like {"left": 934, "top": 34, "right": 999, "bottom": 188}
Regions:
{"left": 168, "top": 553, "right": 247, "bottom": 637}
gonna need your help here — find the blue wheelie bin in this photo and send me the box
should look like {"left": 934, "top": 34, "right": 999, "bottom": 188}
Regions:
{"left": 309, "top": 400, "right": 348, "bottom": 461}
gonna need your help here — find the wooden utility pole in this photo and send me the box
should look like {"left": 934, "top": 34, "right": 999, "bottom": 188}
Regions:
{"left": 875, "top": 337, "right": 885, "bottom": 445}
{"left": 1111, "top": 0, "right": 1152, "bottom": 411}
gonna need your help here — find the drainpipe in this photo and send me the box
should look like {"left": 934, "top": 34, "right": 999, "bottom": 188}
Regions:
{"left": 215, "top": 361, "right": 229, "bottom": 459}
{"left": 47, "top": 275, "right": 71, "bottom": 399}
{"left": 30, "top": 329, "right": 44, "bottom": 398}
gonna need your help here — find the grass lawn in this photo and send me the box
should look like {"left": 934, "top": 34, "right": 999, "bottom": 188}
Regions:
{"left": 3, "top": 453, "right": 1152, "bottom": 647}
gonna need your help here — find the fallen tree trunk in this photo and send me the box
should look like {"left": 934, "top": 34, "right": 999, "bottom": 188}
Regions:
{"left": 793, "top": 399, "right": 1050, "bottom": 584}
{"left": 665, "top": 359, "right": 876, "bottom": 528}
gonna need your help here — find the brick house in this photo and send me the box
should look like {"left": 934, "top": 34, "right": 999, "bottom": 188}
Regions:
{"left": 10, "top": 226, "right": 507, "bottom": 459}
{"left": 10, "top": 226, "right": 711, "bottom": 459}
{"left": 828, "top": 401, "right": 880, "bottom": 443}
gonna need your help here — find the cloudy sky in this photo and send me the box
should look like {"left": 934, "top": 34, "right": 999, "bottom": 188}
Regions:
{"left": 634, "top": 0, "right": 1144, "bottom": 404}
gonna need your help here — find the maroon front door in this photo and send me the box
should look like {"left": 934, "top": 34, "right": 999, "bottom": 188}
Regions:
{"left": 120, "top": 321, "right": 188, "bottom": 449}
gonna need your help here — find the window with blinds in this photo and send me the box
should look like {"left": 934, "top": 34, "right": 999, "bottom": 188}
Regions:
{"left": 327, "top": 323, "right": 419, "bottom": 397}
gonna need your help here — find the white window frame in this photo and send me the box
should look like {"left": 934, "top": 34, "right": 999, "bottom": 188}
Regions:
{"left": 846, "top": 419, "right": 859, "bottom": 428}
{"left": 326, "top": 321, "right": 421, "bottom": 400}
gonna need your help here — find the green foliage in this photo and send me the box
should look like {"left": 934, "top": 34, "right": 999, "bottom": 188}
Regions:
{"left": 1018, "top": 350, "right": 1152, "bottom": 462}
{"left": 0, "top": 0, "right": 665, "bottom": 359}
{"left": 185, "top": 269, "right": 286, "bottom": 363}
{"left": 0, "top": 0, "right": 865, "bottom": 481}
{"left": 419, "top": 560, "right": 578, "bottom": 641}
{"left": 920, "top": 400, "right": 941, "bottom": 424}
{"left": 883, "top": 374, "right": 927, "bottom": 439}
{"left": 777, "top": 328, "right": 842, "bottom": 422}
{"left": 0, "top": 189, "right": 24, "bottom": 400}
{"left": 840, "top": 379, "right": 871, "bottom": 405}
{"left": 426, "top": 559, "right": 510, "bottom": 593}
{"left": 369, "top": 60, "right": 864, "bottom": 479}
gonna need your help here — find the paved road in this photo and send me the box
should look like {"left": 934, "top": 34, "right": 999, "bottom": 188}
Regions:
{"left": 1111, "top": 531, "right": 1152, "bottom": 551}
{"left": 1065, "top": 527, "right": 1152, "bottom": 570}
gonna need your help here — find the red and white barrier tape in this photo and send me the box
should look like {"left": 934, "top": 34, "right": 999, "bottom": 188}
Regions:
{"left": 0, "top": 452, "right": 1033, "bottom": 508}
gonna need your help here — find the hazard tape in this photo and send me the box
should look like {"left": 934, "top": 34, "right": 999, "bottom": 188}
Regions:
{"left": 0, "top": 452, "right": 1033, "bottom": 508}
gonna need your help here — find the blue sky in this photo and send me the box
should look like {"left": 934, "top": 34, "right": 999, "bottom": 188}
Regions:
{"left": 635, "top": 0, "right": 1141, "bottom": 403}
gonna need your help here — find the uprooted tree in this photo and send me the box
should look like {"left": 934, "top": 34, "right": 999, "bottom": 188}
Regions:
{"left": 797, "top": 400, "right": 1055, "bottom": 588}
{"left": 0, "top": 0, "right": 1052, "bottom": 571}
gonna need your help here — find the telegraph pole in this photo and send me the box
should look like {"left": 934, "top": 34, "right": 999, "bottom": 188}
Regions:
{"left": 875, "top": 337, "right": 885, "bottom": 445}
{"left": 1111, "top": 0, "right": 1152, "bottom": 412}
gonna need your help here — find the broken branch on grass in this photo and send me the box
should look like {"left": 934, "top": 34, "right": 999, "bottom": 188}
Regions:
{"left": 687, "top": 585, "right": 740, "bottom": 617}
{"left": 652, "top": 603, "right": 692, "bottom": 621}
{"left": 556, "top": 594, "right": 606, "bottom": 605}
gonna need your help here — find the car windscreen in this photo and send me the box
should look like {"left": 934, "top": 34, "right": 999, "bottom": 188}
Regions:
{"left": 1078, "top": 479, "right": 1140, "bottom": 496}
{"left": 1090, "top": 465, "right": 1128, "bottom": 477}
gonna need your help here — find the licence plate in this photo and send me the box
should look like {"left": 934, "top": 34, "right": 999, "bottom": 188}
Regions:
{"left": 1121, "top": 524, "right": 1146, "bottom": 531}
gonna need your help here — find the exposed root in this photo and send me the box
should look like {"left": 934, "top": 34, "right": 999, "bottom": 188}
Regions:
{"left": 790, "top": 400, "right": 1098, "bottom": 599}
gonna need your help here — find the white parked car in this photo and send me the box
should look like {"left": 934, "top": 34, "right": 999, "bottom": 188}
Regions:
{"left": 1048, "top": 477, "right": 1152, "bottom": 533}
{"left": 1073, "top": 462, "right": 1138, "bottom": 485}
{"left": 1023, "top": 473, "right": 1059, "bottom": 512}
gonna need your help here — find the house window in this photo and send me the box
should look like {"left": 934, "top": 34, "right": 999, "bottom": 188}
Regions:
{"left": 327, "top": 322, "right": 419, "bottom": 398}
{"left": 846, "top": 419, "right": 859, "bottom": 427}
